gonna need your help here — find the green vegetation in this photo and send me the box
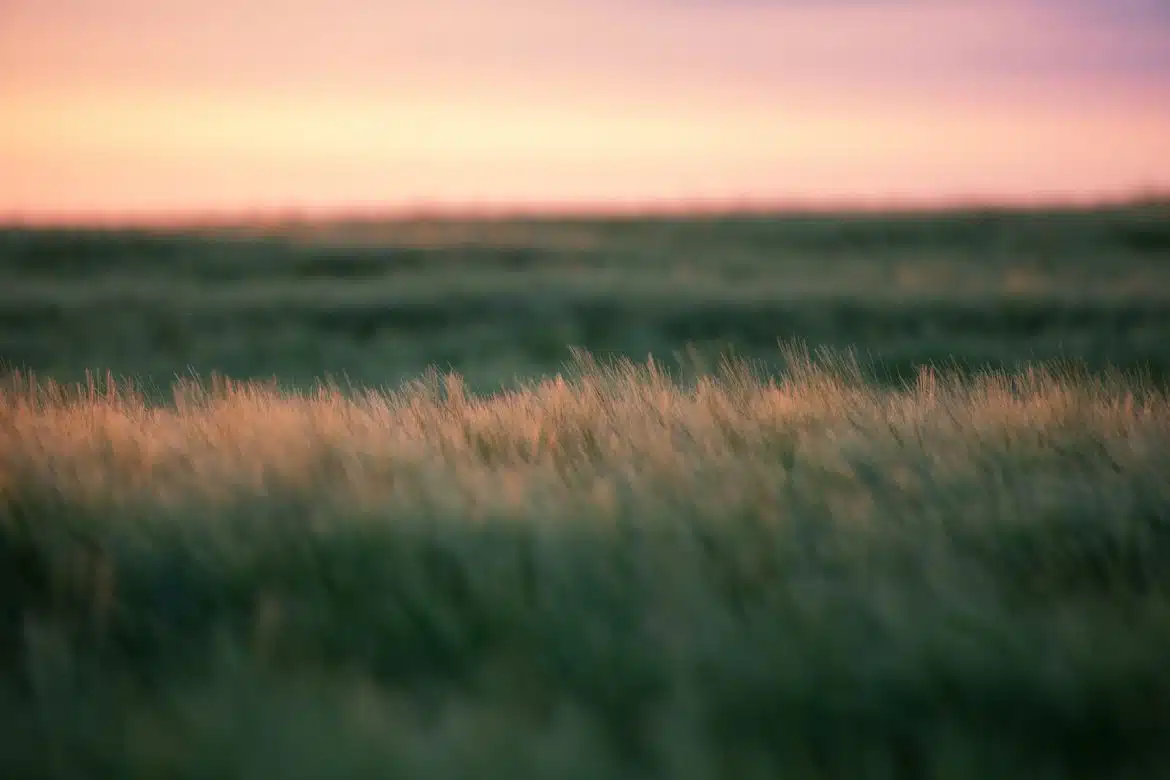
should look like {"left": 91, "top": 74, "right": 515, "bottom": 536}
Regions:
{"left": 2, "top": 201, "right": 1169, "bottom": 391}
{"left": 1, "top": 203, "right": 1169, "bottom": 777}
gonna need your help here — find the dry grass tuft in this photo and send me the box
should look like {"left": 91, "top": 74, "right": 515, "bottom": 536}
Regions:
{"left": 4, "top": 346, "right": 1162, "bottom": 514}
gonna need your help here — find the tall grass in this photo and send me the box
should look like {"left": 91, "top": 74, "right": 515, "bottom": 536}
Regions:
{"left": 2, "top": 346, "right": 1169, "bottom": 778}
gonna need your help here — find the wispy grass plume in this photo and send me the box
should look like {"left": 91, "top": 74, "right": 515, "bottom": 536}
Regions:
{"left": 1, "top": 346, "right": 1169, "bottom": 778}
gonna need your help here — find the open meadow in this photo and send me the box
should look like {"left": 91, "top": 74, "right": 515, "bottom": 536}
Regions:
{"left": 3, "top": 202, "right": 1170, "bottom": 391}
{"left": 2, "top": 203, "right": 1170, "bottom": 777}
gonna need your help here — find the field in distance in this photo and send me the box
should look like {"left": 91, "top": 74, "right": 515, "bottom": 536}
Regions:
{"left": 1, "top": 200, "right": 1168, "bottom": 391}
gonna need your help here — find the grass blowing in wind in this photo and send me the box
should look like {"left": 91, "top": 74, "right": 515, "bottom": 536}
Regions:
{"left": 4, "top": 0, "right": 1167, "bottom": 773}
{"left": 2, "top": 344, "right": 1170, "bottom": 778}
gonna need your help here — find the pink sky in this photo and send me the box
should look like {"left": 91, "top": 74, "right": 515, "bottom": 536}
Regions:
{"left": 2, "top": 0, "right": 1168, "bottom": 221}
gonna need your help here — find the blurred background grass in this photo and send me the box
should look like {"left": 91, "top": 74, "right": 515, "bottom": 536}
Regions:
{"left": 3, "top": 200, "right": 1168, "bottom": 392}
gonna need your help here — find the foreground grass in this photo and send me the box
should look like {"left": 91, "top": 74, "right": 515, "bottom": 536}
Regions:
{"left": 2, "top": 347, "right": 1170, "bottom": 778}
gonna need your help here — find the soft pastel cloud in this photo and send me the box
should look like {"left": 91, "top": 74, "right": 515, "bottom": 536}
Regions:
{"left": 1, "top": 0, "right": 1167, "bottom": 220}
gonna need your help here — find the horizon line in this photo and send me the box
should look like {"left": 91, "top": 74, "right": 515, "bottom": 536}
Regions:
{"left": 3, "top": 190, "right": 1167, "bottom": 230}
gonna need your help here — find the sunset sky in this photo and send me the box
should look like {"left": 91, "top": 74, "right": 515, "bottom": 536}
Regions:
{"left": 2, "top": 0, "right": 1168, "bottom": 221}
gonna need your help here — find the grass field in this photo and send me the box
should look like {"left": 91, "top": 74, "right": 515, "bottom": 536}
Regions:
{"left": 3, "top": 201, "right": 1170, "bottom": 391}
{"left": 2, "top": 203, "right": 1170, "bottom": 777}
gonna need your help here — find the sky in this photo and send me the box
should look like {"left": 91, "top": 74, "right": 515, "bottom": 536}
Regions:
{"left": 1, "top": 0, "right": 1168, "bottom": 221}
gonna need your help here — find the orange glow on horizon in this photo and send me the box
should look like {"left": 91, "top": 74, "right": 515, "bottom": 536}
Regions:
{"left": 2, "top": 0, "right": 1168, "bottom": 222}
